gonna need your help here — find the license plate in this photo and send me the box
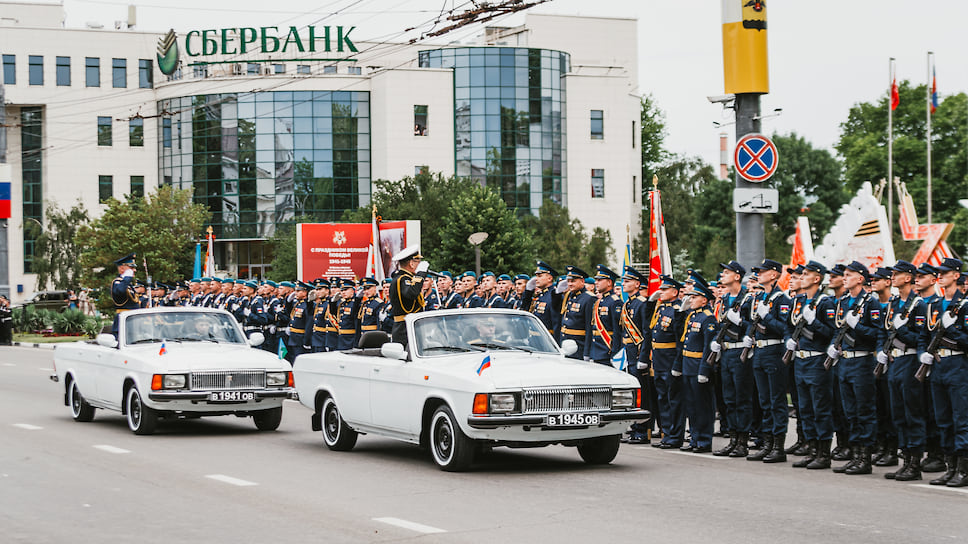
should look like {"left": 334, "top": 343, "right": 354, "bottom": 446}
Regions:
{"left": 546, "top": 413, "right": 600, "bottom": 428}
{"left": 209, "top": 391, "right": 255, "bottom": 403}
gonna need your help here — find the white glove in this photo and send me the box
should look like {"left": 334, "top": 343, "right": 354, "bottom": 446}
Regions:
{"left": 826, "top": 345, "right": 840, "bottom": 359}
{"left": 637, "top": 362, "right": 648, "bottom": 370}
{"left": 649, "top": 290, "right": 661, "bottom": 301}
{"left": 845, "top": 312, "right": 860, "bottom": 329}
{"left": 742, "top": 336, "right": 754, "bottom": 348}
{"left": 671, "top": 370, "right": 682, "bottom": 377}
{"left": 122, "top": 269, "right": 135, "bottom": 278}
{"left": 583, "top": 356, "right": 591, "bottom": 362}
{"left": 555, "top": 279, "right": 569, "bottom": 294}
{"left": 697, "top": 374, "right": 709, "bottom": 384}
{"left": 416, "top": 261, "right": 430, "bottom": 274}
{"left": 710, "top": 341, "right": 722, "bottom": 353}
{"left": 942, "top": 312, "right": 957, "bottom": 329}
{"left": 268, "top": 325, "right": 277, "bottom": 334}
{"left": 786, "top": 338, "right": 797, "bottom": 351}
{"left": 920, "top": 352, "right": 934, "bottom": 366}
{"left": 876, "top": 351, "right": 889, "bottom": 365}
{"left": 803, "top": 305, "right": 816, "bottom": 324}
{"left": 892, "top": 315, "right": 908, "bottom": 329}
{"left": 756, "top": 303, "right": 769, "bottom": 319}
{"left": 526, "top": 277, "right": 537, "bottom": 291}
{"left": 243, "top": 308, "right": 251, "bottom": 316}
{"left": 727, "top": 308, "right": 742, "bottom": 325}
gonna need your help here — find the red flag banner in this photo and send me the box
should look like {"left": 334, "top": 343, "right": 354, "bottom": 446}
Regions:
{"left": 891, "top": 77, "right": 900, "bottom": 111}
{"left": 647, "top": 182, "right": 671, "bottom": 295}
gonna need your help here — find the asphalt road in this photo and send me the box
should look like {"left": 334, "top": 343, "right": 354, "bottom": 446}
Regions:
{"left": 2, "top": 346, "right": 965, "bottom": 543}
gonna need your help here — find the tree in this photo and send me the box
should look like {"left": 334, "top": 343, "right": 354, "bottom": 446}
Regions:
{"left": 519, "top": 200, "right": 615, "bottom": 275}
{"left": 29, "top": 202, "right": 90, "bottom": 290}
{"left": 437, "top": 184, "right": 533, "bottom": 273}
{"left": 640, "top": 94, "right": 670, "bottom": 182}
{"left": 76, "top": 186, "right": 210, "bottom": 305}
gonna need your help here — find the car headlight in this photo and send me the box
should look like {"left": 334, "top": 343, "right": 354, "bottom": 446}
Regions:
{"left": 266, "top": 371, "right": 291, "bottom": 387}
{"left": 152, "top": 374, "right": 187, "bottom": 390}
{"left": 489, "top": 393, "right": 517, "bottom": 414}
{"left": 611, "top": 389, "right": 638, "bottom": 409}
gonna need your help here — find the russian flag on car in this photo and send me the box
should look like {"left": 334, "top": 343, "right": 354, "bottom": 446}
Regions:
{"left": 476, "top": 354, "right": 491, "bottom": 376}
{"left": 158, "top": 341, "right": 167, "bottom": 356}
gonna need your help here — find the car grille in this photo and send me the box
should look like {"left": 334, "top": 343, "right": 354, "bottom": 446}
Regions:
{"left": 521, "top": 386, "right": 611, "bottom": 414}
{"left": 190, "top": 371, "right": 265, "bottom": 391}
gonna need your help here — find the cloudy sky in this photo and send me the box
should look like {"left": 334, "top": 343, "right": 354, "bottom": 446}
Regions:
{"left": 62, "top": 0, "right": 968, "bottom": 170}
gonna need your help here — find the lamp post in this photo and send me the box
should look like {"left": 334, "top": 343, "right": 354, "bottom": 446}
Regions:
{"left": 468, "top": 232, "right": 488, "bottom": 276}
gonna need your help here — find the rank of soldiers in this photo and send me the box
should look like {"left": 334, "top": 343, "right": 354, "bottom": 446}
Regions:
{"left": 108, "top": 248, "right": 968, "bottom": 487}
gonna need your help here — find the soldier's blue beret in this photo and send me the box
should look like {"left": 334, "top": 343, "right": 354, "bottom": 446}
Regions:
{"left": 439, "top": 271, "right": 453, "bottom": 278}
{"left": 459, "top": 271, "right": 477, "bottom": 280}
{"left": 210, "top": 277, "right": 223, "bottom": 283}
{"left": 190, "top": 278, "right": 201, "bottom": 283}
{"left": 265, "top": 280, "right": 278, "bottom": 288}
{"left": 241, "top": 280, "right": 258, "bottom": 289}
{"left": 565, "top": 265, "right": 588, "bottom": 279}
{"left": 481, "top": 271, "right": 495, "bottom": 278}
{"left": 199, "top": 277, "right": 212, "bottom": 282}
{"left": 382, "top": 278, "right": 392, "bottom": 285}
{"left": 498, "top": 274, "right": 512, "bottom": 281}
{"left": 534, "top": 260, "right": 558, "bottom": 276}
{"left": 279, "top": 281, "right": 295, "bottom": 288}
{"left": 514, "top": 274, "right": 530, "bottom": 281}
{"left": 584, "top": 277, "right": 595, "bottom": 285}
{"left": 222, "top": 278, "right": 234, "bottom": 284}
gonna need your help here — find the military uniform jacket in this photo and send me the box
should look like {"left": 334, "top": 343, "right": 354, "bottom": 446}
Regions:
{"left": 917, "top": 291, "right": 968, "bottom": 355}
{"left": 359, "top": 296, "right": 383, "bottom": 332}
{"left": 462, "top": 294, "right": 484, "bottom": 308}
{"left": 523, "top": 287, "right": 563, "bottom": 337}
{"left": 231, "top": 296, "right": 249, "bottom": 323}
{"left": 483, "top": 293, "right": 506, "bottom": 308}
{"left": 506, "top": 294, "right": 522, "bottom": 310}
{"left": 747, "top": 286, "right": 791, "bottom": 340}
{"left": 673, "top": 305, "right": 717, "bottom": 377}
{"left": 878, "top": 291, "right": 922, "bottom": 354}
{"left": 786, "top": 292, "right": 836, "bottom": 352}
{"left": 266, "top": 296, "right": 282, "bottom": 331}
{"left": 111, "top": 275, "right": 140, "bottom": 312}
{"left": 287, "top": 300, "right": 309, "bottom": 347}
{"left": 244, "top": 295, "right": 269, "bottom": 330}
{"left": 620, "top": 295, "right": 649, "bottom": 361}
{"left": 311, "top": 301, "right": 330, "bottom": 350}
{"left": 717, "top": 288, "right": 752, "bottom": 344}
{"left": 441, "top": 291, "right": 463, "bottom": 309}
{"left": 834, "top": 291, "right": 881, "bottom": 351}
{"left": 424, "top": 291, "right": 441, "bottom": 311}
{"left": 559, "top": 290, "right": 595, "bottom": 358}
{"left": 640, "top": 298, "right": 683, "bottom": 364}
{"left": 379, "top": 300, "right": 393, "bottom": 333}
{"left": 589, "top": 293, "right": 624, "bottom": 361}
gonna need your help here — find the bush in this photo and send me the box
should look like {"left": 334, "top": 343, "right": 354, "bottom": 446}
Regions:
{"left": 13, "top": 306, "right": 55, "bottom": 333}
{"left": 52, "top": 309, "right": 90, "bottom": 335}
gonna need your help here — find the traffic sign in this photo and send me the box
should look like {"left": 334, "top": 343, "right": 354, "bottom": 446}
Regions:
{"left": 734, "top": 133, "right": 778, "bottom": 182}
{"left": 733, "top": 187, "right": 779, "bottom": 214}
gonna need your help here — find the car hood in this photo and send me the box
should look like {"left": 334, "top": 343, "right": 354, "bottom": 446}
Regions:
{"left": 428, "top": 351, "right": 638, "bottom": 389}
{"left": 125, "top": 343, "right": 288, "bottom": 371}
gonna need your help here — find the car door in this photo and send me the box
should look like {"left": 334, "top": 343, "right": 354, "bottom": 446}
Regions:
{"left": 368, "top": 357, "right": 418, "bottom": 436}
{"left": 330, "top": 354, "right": 372, "bottom": 426}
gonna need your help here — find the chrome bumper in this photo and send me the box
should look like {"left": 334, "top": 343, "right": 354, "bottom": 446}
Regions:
{"left": 466, "top": 409, "right": 651, "bottom": 429}
{"left": 148, "top": 388, "right": 297, "bottom": 402}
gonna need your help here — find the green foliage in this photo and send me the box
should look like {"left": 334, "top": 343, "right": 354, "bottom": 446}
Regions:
{"left": 437, "top": 184, "right": 534, "bottom": 273}
{"left": 519, "top": 200, "right": 615, "bottom": 274}
{"left": 640, "top": 94, "right": 670, "bottom": 181}
{"left": 29, "top": 201, "right": 90, "bottom": 291}
{"left": 12, "top": 306, "right": 55, "bottom": 333}
{"left": 52, "top": 309, "right": 89, "bottom": 335}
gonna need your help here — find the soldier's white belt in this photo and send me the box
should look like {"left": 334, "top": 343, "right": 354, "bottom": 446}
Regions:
{"left": 724, "top": 342, "right": 745, "bottom": 350}
{"left": 795, "top": 350, "right": 824, "bottom": 358}
{"left": 841, "top": 351, "right": 871, "bottom": 359}
{"left": 938, "top": 349, "right": 965, "bottom": 358}
{"left": 891, "top": 348, "right": 917, "bottom": 357}
{"left": 755, "top": 339, "right": 782, "bottom": 348}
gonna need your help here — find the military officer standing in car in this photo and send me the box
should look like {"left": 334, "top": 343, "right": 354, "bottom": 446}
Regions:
{"left": 389, "top": 246, "right": 430, "bottom": 347}
{"left": 111, "top": 253, "right": 140, "bottom": 337}
{"left": 558, "top": 266, "right": 595, "bottom": 359}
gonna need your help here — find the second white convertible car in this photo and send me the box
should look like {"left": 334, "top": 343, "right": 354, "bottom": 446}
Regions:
{"left": 293, "top": 309, "right": 649, "bottom": 471}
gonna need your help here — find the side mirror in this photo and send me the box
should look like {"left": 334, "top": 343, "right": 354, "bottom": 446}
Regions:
{"left": 380, "top": 342, "right": 408, "bottom": 360}
{"left": 561, "top": 339, "right": 578, "bottom": 357}
{"left": 96, "top": 333, "right": 119, "bottom": 349}
{"left": 248, "top": 332, "right": 265, "bottom": 347}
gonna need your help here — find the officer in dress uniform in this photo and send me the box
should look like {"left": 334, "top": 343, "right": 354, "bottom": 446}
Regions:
{"left": 620, "top": 266, "right": 652, "bottom": 444}
{"left": 671, "top": 277, "right": 718, "bottom": 453}
{"left": 134, "top": 279, "right": 149, "bottom": 308}
{"left": 389, "top": 246, "right": 430, "bottom": 347}
{"left": 745, "top": 258, "right": 793, "bottom": 464}
{"left": 286, "top": 281, "right": 311, "bottom": 362}
{"left": 588, "top": 265, "right": 623, "bottom": 366}
{"left": 310, "top": 279, "right": 332, "bottom": 353}
{"left": 558, "top": 266, "right": 595, "bottom": 359}
{"left": 642, "top": 275, "right": 686, "bottom": 449}
{"left": 239, "top": 280, "right": 267, "bottom": 341}
{"left": 358, "top": 277, "right": 383, "bottom": 341}
{"left": 917, "top": 257, "right": 968, "bottom": 487}
{"left": 710, "top": 260, "right": 755, "bottom": 458}
{"left": 785, "top": 260, "right": 837, "bottom": 470}
{"left": 111, "top": 253, "right": 140, "bottom": 337}
{"left": 262, "top": 281, "right": 281, "bottom": 352}
{"left": 335, "top": 278, "right": 362, "bottom": 351}
{"left": 521, "top": 261, "right": 566, "bottom": 338}
{"left": 379, "top": 279, "right": 394, "bottom": 333}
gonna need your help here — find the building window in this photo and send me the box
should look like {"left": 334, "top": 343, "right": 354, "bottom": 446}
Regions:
{"left": 273, "top": 63, "right": 285, "bottom": 74}
{"left": 28, "top": 55, "right": 43, "bottom": 85}
{"left": 632, "top": 120, "right": 636, "bottom": 148}
{"left": 85, "top": 57, "right": 100, "bottom": 87}
{"left": 21, "top": 107, "right": 43, "bottom": 272}
{"left": 162, "top": 118, "right": 172, "bottom": 148}
{"left": 247, "top": 63, "right": 259, "bottom": 75}
{"left": 296, "top": 64, "right": 311, "bottom": 75}
{"left": 632, "top": 175, "right": 637, "bottom": 203}
{"left": 129, "top": 118, "right": 144, "bottom": 147}
{"left": 347, "top": 66, "right": 361, "bottom": 75}
{"left": 415, "top": 165, "right": 429, "bottom": 176}
{"left": 2, "top": 54, "right": 14, "bottom": 85}
{"left": 139, "top": 59, "right": 153, "bottom": 88}
{"left": 322, "top": 65, "right": 337, "bottom": 74}
{"left": 590, "top": 110, "right": 604, "bottom": 140}
{"left": 99, "top": 175, "right": 113, "bottom": 203}
{"left": 97, "top": 116, "right": 112, "bottom": 146}
{"left": 591, "top": 169, "right": 605, "bottom": 198}
{"left": 112, "top": 58, "right": 126, "bottom": 88}
{"left": 192, "top": 65, "right": 208, "bottom": 78}
{"left": 56, "top": 56, "right": 70, "bottom": 86}
{"left": 130, "top": 175, "right": 145, "bottom": 197}
{"left": 414, "top": 105, "right": 428, "bottom": 136}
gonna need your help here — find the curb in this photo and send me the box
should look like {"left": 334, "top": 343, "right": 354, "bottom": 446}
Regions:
{"left": 9, "top": 342, "right": 58, "bottom": 350}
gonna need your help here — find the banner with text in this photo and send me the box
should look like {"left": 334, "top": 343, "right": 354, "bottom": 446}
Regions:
{"left": 297, "top": 220, "right": 420, "bottom": 281}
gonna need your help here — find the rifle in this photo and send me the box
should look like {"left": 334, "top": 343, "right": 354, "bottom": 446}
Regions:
{"left": 740, "top": 293, "right": 771, "bottom": 363}
{"left": 823, "top": 291, "right": 873, "bottom": 371}
{"left": 707, "top": 291, "right": 748, "bottom": 366}
{"left": 874, "top": 295, "right": 921, "bottom": 378}
{"left": 782, "top": 294, "right": 823, "bottom": 365}
{"left": 916, "top": 298, "right": 965, "bottom": 382}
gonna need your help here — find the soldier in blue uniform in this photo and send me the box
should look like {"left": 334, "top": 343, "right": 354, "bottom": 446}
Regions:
{"left": 358, "top": 277, "right": 384, "bottom": 339}
{"left": 335, "top": 278, "right": 361, "bottom": 351}
{"left": 111, "top": 253, "right": 140, "bottom": 337}
{"left": 913, "top": 264, "right": 947, "bottom": 474}
{"left": 261, "top": 281, "right": 280, "bottom": 352}
{"left": 241, "top": 280, "right": 268, "bottom": 340}
{"left": 379, "top": 279, "right": 394, "bottom": 333}
{"left": 286, "top": 281, "right": 311, "bottom": 362}
{"left": 642, "top": 275, "right": 686, "bottom": 449}
{"left": 437, "top": 272, "right": 463, "bottom": 309}
{"left": 869, "top": 266, "right": 900, "bottom": 468}
{"left": 672, "top": 278, "right": 718, "bottom": 453}
{"left": 480, "top": 272, "right": 506, "bottom": 308}
{"left": 521, "top": 261, "right": 566, "bottom": 338}
{"left": 231, "top": 281, "right": 248, "bottom": 324}
{"left": 497, "top": 274, "right": 514, "bottom": 305}
{"left": 588, "top": 265, "right": 623, "bottom": 366}
{"left": 458, "top": 272, "right": 483, "bottom": 308}
{"left": 274, "top": 281, "right": 295, "bottom": 357}
{"left": 310, "top": 279, "right": 332, "bottom": 353}
{"left": 917, "top": 258, "right": 968, "bottom": 487}
{"left": 745, "top": 258, "right": 793, "bottom": 463}
{"left": 558, "top": 266, "right": 595, "bottom": 359}
{"left": 507, "top": 274, "right": 528, "bottom": 310}
{"left": 619, "top": 266, "right": 652, "bottom": 444}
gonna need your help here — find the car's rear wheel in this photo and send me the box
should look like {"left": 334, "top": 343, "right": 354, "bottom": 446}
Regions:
{"left": 429, "top": 405, "right": 475, "bottom": 471}
{"left": 577, "top": 435, "right": 621, "bottom": 465}
{"left": 125, "top": 387, "right": 158, "bottom": 435}
{"left": 253, "top": 407, "right": 283, "bottom": 431}
{"left": 68, "top": 379, "right": 95, "bottom": 422}
{"left": 321, "top": 397, "right": 357, "bottom": 451}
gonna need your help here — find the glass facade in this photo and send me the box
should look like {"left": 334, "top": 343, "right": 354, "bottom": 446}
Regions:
{"left": 419, "top": 47, "right": 569, "bottom": 212}
{"left": 158, "top": 91, "right": 371, "bottom": 239}
{"left": 129, "top": 118, "right": 144, "bottom": 146}
{"left": 21, "top": 107, "right": 43, "bottom": 272}
{"left": 130, "top": 175, "right": 145, "bottom": 198}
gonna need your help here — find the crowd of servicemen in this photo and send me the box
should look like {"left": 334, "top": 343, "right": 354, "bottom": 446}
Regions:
{"left": 109, "top": 248, "right": 968, "bottom": 486}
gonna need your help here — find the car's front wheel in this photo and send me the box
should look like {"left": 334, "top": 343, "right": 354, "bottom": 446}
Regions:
{"left": 253, "top": 407, "right": 283, "bottom": 431}
{"left": 125, "top": 386, "right": 158, "bottom": 435}
{"left": 577, "top": 435, "right": 621, "bottom": 465}
{"left": 321, "top": 397, "right": 357, "bottom": 451}
{"left": 68, "top": 379, "right": 95, "bottom": 422}
{"left": 429, "top": 405, "right": 475, "bottom": 471}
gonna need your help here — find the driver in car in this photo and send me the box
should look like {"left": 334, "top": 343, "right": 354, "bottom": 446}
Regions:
{"left": 467, "top": 317, "right": 501, "bottom": 346}
{"left": 188, "top": 318, "right": 218, "bottom": 341}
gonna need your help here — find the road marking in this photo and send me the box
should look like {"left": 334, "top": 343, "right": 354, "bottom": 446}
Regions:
{"left": 205, "top": 474, "right": 258, "bottom": 487}
{"left": 39, "top": 367, "right": 54, "bottom": 372}
{"left": 651, "top": 449, "right": 731, "bottom": 460}
{"left": 12, "top": 423, "right": 42, "bottom": 430}
{"left": 373, "top": 517, "right": 446, "bottom": 534}
{"left": 93, "top": 445, "right": 131, "bottom": 454}
{"left": 911, "top": 484, "right": 968, "bottom": 495}
{"left": 2, "top": 363, "right": 15, "bottom": 367}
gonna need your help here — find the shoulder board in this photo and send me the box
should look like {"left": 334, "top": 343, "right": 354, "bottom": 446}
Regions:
{"left": 768, "top": 291, "right": 785, "bottom": 302}
{"left": 672, "top": 304, "right": 681, "bottom": 310}
{"left": 702, "top": 308, "right": 713, "bottom": 316}
{"left": 636, "top": 295, "right": 647, "bottom": 302}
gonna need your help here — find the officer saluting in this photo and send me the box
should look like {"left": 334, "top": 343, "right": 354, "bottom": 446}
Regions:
{"left": 620, "top": 266, "right": 651, "bottom": 444}
{"left": 588, "top": 265, "right": 623, "bottom": 366}
{"left": 643, "top": 275, "right": 686, "bottom": 449}
{"left": 558, "top": 266, "right": 595, "bottom": 359}
{"left": 111, "top": 253, "right": 140, "bottom": 337}
{"left": 389, "top": 246, "right": 430, "bottom": 346}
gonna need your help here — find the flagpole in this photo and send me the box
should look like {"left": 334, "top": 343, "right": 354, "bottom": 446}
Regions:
{"left": 888, "top": 57, "right": 894, "bottom": 235}
{"left": 926, "top": 51, "right": 933, "bottom": 224}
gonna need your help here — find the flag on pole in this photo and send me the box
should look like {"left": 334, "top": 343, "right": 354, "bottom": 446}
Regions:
{"left": 277, "top": 338, "right": 288, "bottom": 360}
{"left": 159, "top": 341, "right": 167, "bottom": 356}
{"left": 891, "top": 76, "right": 900, "bottom": 111}
{"left": 365, "top": 205, "right": 385, "bottom": 281}
{"left": 930, "top": 67, "right": 938, "bottom": 114}
{"left": 647, "top": 175, "right": 672, "bottom": 296}
{"left": 203, "top": 226, "right": 215, "bottom": 277}
{"left": 611, "top": 226, "right": 634, "bottom": 371}
{"left": 193, "top": 242, "right": 202, "bottom": 278}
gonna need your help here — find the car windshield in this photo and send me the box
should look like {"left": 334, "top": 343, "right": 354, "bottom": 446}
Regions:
{"left": 124, "top": 312, "right": 245, "bottom": 346}
{"left": 412, "top": 313, "right": 559, "bottom": 357}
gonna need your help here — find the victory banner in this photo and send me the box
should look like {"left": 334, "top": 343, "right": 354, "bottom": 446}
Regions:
{"left": 297, "top": 220, "right": 420, "bottom": 281}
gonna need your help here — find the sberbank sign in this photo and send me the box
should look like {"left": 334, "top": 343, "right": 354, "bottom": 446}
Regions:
{"left": 156, "top": 26, "right": 358, "bottom": 75}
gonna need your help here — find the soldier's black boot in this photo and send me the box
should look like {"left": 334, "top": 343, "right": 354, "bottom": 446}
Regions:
{"left": 922, "top": 442, "right": 946, "bottom": 472}
{"left": 713, "top": 434, "right": 738, "bottom": 457}
{"left": 929, "top": 455, "right": 958, "bottom": 485}
{"left": 792, "top": 440, "right": 817, "bottom": 468}
{"left": 785, "top": 429, "right": 807, "bottom": 455}
{"left": 748, "top": 434, "right": 773, "bottom": 461}
{"left": 946, "top": 457, "right": 968, "bottom": 487}
{"left": 845, "top": 446, "right": 873, "bottom": 475}
{"left": 763, "top": 434, "right": 787, "bottom": 463}
{"left": 875, "top": 438, "right": 899, "bottom": 467}
{"left": 729, "top": 432, "right": 749, "bottom": 458}
{"left": 885, "top": 452, "right": 908, "bottom": 480}
{"left": 871, "top": 438, "right": 886, "bottom": 465}
{"left": 833, "top": 446, "right": 857, "bottom": 473}
{"left": 895, "top": 453, "right": 923, "bottom": 482}
{"left": 832, "top": 434, "right": 851, "bottom": 461}
{"left": 806, "top": 439, "right": 832, "bottom": 470}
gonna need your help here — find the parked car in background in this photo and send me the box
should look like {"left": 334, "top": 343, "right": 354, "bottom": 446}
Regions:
{"left": 19, "top": 290, "right": 71, "bottom": 312}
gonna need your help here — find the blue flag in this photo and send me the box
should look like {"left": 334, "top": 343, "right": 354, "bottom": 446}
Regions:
{"left": 278, "top": 338, "right": 288, "bottom": 360}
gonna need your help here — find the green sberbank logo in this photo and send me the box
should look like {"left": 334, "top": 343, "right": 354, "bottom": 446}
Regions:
{"left": 157, "top": 29, "right": 179, "bottom": 75}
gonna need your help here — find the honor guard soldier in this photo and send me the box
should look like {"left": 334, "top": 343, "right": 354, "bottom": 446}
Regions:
{"left": 508, "top": 274, "right": 529, "bottom": 310}
{"left": 438, "top": 272, "right": 463, "bottom": 309}
{"left": 642, "top": 275, "right": 686, "bottom": 449}
{"left": 497, "top": 274, "right": 514, "bottom": 304}
{"left": 287, "top": 281, "right": 311, "bottom": 362}
{"left": 275, "top": 281, "right": 295, "bottom": 353}
{"left": 745, "top": 259, "right": 793, "bottom": 463}
{"left": 134, "top": 279, "right": 149, "bottom": 308}
{"left": 914, "top": 264, "right": 948, "bottom": 474}
{"left": 827, "top": 261, "right": 881, "bottom": 475}
{"left": 917, "top": 258, "right": 968, "bottom": 487}
{"left": 358, "top": 277, "right": 383, "bottom": 338}
{"left": 261, "top": 281, "right": 281, "bottom": 351}
{"left": 189, "top": 278, "right": 203, "bottom": 306}
{"left": 379, "top": 279, "right": 394, "bottom": 333}
{"left": 335, "top": 278, "right": 362, "bottom": 351}
{"left": 522, "top": 261, "right": 566, "bottom": 338}
{"left": 558, "top": 266, "right": 595, "bottom": 359}
{"left": 786, "top": 260, "right": 838, "bottom": 469}
{"left": 211, "top": 278, "right": 227, "bottom": 308}
{"left": 588, "top": 265, "right": 623, "bottom": 366}
{"left": 424, "top": 275, "right": 442, "bottom": 311}
{"left": 240, "top": 280, "right": 268, "bottom": 339}
{"left": 619, "top": 266, "right": 652, "bottom": 444}
{"left": 173, "top": 281, "right": 191, "bottom": 306}
{"left": 389, "top": 245, "right": 430, "bottom": 347}
{"left": 870, "top": 267, "right": 900, "bottom": 468}
{"left": 710, "top": 260, "right": 755, "bottom": 458}
{"left": 111, "top": 253, "right": 140, "bottom": 337}
{"left": 310, "top": 279, "right": 332, "bottom": 352}
{"left": 480, "top": 272, "right": 505, "bottom": 308}
{"left": 231, "top": 281, "right": 249, "bottom": 324}
{"left": 458, "top": 271, "right": 483, "bottom": 308}
{"left": 198, "top": 278, "right": 214, "bottom": 307}
{"left": 671, "top": 277, "right": 718, "bottom": 453}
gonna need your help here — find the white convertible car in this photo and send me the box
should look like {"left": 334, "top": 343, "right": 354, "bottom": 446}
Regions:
{"left": 51, "top": 307, "right": 297, "bottom": 435}
{"left": 293, "top": 309, "right": 649, "bottom": 471}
